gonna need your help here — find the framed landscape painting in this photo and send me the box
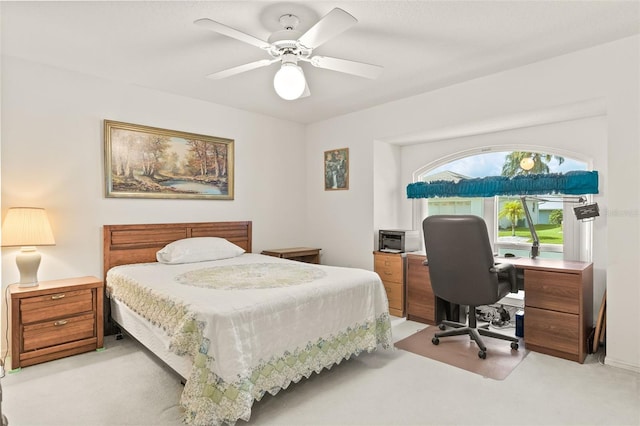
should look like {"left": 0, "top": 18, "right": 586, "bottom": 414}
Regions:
{"left": 104, "top": 120, "right": 234, "bottom": 199}
{"left": 324, "top": 148, "right": 349, "bottom": 190}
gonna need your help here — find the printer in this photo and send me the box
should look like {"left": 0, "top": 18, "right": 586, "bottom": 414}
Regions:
{"left": 378, "top": 229, "right": 421, "bottom": 253}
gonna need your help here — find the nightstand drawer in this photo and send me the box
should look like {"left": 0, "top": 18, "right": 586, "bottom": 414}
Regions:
{"left": 21, "top": 289, "right": 94, "bottom": 324}
{"left": 23, "top": 312, "right": 96, "bottom": 351}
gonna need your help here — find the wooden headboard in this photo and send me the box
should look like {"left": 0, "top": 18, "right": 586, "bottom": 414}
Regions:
{"left": 103, "top": 221, "right": 252, "bottom": 280}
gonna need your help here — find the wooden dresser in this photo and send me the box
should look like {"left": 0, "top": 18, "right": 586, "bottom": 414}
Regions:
{"left": 10, "top": 276, "right": 104, "bottom": 370}
{"left": 373, "top": 251, "right": 405, "bottom": 317}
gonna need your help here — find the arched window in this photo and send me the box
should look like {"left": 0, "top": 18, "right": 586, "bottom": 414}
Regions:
{"left": 416, "top": 150, "right": 590, "bottom": 261}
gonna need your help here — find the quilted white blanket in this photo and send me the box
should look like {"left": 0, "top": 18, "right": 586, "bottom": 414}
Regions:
{"left": 106, "top": 253, "right": 392, "bottom": 425}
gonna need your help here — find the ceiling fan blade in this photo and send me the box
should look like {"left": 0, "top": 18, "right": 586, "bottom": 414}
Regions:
{"left": 206, "top": 59, "right": 278, "bottom": 80}
{"left": 308, "top": 56, "right": 383, "bottom": 79}
{"left": 298, "top": 8, "right": 357, "bottom": 49}
{"left": 194, "top": 18, "right": 271, "bottom": 50}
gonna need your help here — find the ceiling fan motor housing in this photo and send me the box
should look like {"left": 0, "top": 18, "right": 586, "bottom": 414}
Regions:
{"left": 267, "top": 14, "right": 312, "bottom": 59}
{"left": 279, "top": 14, "right": 299, "bottom": 30}
{"left": 280, "top": 53, "right": 299, "bottom": 66}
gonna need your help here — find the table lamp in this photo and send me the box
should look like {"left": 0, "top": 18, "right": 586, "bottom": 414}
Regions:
{"left": 1, "top": 207, "right": 56, "bottom": 287}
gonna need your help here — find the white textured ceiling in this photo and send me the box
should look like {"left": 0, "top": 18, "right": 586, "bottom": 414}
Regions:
{"left": 2, "top": 1, "right": 639, "bottom": 124}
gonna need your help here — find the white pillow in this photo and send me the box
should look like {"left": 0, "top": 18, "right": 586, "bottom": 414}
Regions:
{"left": 156, "top": 237, "right": 245, "bottom": 264}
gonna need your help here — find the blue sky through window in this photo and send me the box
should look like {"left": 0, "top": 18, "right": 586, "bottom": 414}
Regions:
{"left": 427, "top": 151, "right": 587, "bottom": 178}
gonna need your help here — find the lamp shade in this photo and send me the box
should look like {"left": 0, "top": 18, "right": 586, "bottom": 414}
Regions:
{"left": 273, "top": 63, "right": 306, "bottom": 100}
{"left": 2, "top": 207, "right": 55, "bottom": 247}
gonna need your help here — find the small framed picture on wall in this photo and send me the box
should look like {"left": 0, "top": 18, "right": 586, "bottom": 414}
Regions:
{"left": 324, "top": 148, "right": 349, "bottom": 191}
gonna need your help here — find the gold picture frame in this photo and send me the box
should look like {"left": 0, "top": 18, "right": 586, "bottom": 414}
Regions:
{"left": 104, "top": 120, "right": 234, "bottom": 199}
{"left": 324, "top": 148, "right": 349, "bottom": 191}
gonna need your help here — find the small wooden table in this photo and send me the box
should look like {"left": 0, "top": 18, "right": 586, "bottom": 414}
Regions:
{"left": 261, "top": 247, "right": 321, "bottom": 264}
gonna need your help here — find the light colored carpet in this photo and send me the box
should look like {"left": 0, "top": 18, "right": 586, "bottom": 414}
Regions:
{"left": 395, "top": 326, "right": 528, "bottom": 380}
{"left": 3, "top": 319, "right": 639, "bottom": 426}
{"left": 3, "top": 336, "right": 184, "bottom": 425}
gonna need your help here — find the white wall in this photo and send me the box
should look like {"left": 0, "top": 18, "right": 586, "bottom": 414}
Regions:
{"left": 1, "top": 56, "right": 307, "bottom": 293}
{"left": 306, "top": 35, "right": 639, "bottom": 371}
{"left": 373, "top": 140, "right": 403, "bottom": 248}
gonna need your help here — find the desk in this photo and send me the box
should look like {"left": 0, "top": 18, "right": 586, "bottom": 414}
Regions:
{"left": 406, "top": 253, "right": 593, "bottom": 363}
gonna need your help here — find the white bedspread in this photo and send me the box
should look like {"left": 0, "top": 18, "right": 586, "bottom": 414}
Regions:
{"left": 106, "top": 253, "right": 392, "bottom": 425}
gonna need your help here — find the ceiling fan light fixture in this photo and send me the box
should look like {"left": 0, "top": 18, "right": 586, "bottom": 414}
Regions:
{"left": 273, "top": 62, "right": 306, "bottom": 100}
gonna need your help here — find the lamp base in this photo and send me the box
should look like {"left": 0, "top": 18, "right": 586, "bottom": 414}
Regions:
{"left": 16, "top": 246, "right": 41, "bottom": 287}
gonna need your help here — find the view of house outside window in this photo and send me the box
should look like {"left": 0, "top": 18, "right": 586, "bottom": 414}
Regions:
{"left": 418, "top": 151, "right": 587, "bottom": 259}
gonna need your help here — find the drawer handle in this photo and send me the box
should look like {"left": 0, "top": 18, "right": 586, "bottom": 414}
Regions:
{"left": 384, "top": 271, "right": 393, "bottom": 275}
{"left": 51, "top": 294, "right": 66, "bottom": 300}
{"left": 54, "top": 320, "right": 68, "bottom": 326}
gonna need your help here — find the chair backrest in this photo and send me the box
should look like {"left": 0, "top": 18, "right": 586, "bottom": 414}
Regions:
{"left": 422, "top": 215, "right": 500, "bottom": 306}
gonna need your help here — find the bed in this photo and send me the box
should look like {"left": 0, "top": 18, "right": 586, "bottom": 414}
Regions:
{"left": 103, "top": 221, "right": 392, "bottom": 426}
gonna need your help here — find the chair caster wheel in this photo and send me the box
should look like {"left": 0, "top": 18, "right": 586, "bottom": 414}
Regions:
{"left": 478, "top": 350, "right": 487, "bottom": 359}
{"left": 511, "top": 342, "right": 519, "bottom": 350}
{"left": 438, "top": 324, "right": 446, "bottom": 330}
{"left": 432, "top": 337, "right": 440, "bottom": 345}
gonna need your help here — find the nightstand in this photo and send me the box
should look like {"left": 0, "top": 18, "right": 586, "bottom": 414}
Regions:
{"left": 261, "top": 247, "right": 321, "bottom": 264}
{"left": 10, "top": 276, "right": 104, "bottom": 370}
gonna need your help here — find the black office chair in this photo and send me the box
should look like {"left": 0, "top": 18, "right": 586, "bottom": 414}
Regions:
{"left": 422, "top": 215, "right": 519, "bottom": 359}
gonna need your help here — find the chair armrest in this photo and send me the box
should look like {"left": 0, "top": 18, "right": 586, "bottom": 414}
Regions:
{"left": 490, "top": 263, "right": 513, "bottom": 273}
{"left": 491, "top": 263, "right": 518, "bottom": 293}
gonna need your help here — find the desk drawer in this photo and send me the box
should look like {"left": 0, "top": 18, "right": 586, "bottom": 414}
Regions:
{"left": 407, "top": 299, "right": 434, "bottom": 322}
{"left": 382, "top": 280, "right": 403, "bottom": 311}
{"left": 374, "top": 255, "right": 403, "bottom": 283}
{"left": 406, "top": 258, "right": 435, "bottom": 321}
{"left": 525, "top": 306, "right": 580, "bottom": 356}
{"left": 525, "top": 270, "right": 580, "bottom": 314}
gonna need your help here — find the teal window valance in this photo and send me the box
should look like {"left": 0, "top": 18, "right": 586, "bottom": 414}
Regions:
{"left": 406, "top": 171, "right": 598, "bottom": 199}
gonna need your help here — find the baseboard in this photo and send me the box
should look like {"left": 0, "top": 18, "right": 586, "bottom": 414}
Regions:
{"left": 389, "top": 315, "right": 407, "bottom": 327}
{"left": 605, "top": 356, "right": 640, "bottom": 373}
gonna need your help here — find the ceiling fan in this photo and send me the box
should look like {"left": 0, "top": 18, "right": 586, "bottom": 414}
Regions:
{"left": 194, "top": 8, "right": 383, "bottom": 100}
